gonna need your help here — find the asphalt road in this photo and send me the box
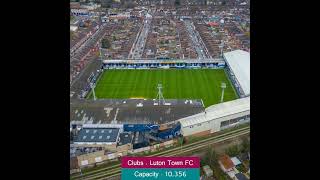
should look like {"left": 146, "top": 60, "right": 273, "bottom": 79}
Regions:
{"left": 184, "top": 20, "right": 210, "bottom": 59}
{"left": 129, "top": 18, "right": 151, "bottom": 59}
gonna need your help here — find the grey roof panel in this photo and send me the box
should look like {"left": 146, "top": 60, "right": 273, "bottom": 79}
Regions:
{"left": 75, "top": 128, "right": 119, "bottom": 142}
{"left": 70, "top": 99, "right": 205, "bottom": 124}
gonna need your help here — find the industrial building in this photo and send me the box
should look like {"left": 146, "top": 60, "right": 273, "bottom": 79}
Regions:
{"left": 223, "top": 50, "right": 250, "bottom": 97}
{"left": 178, "top": 97, "right": 250, "bottom": 137}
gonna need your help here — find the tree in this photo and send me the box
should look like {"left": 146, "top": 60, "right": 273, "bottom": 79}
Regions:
{"left": 101, "top": 38, "right": 111, "bottom": 49}
{"left": 204, "top": 146, "right": 218, "bottom": 166}
{"left": 101, "top": 0, "right": 113, "bottom": 8}
{"left": 245, "top": 31, "right": 250, "bottom": 38}
{"left": 226, "top": 145, "right": 240, "bottom": 157}
{"left": 213, "top": 166, "right": 229, "bottom": 180}
{"left": 175, "top": 0, "right": 180, "bottom": 6}
{"left": 241, "top": 137, "right": 250, "bottom": 153}
{"left": 178, "top": 136, "right": 184, "bottom": 145}
{"left": 123, "top": 0, "right": 135, "bottom": 8}
{"left": 208, "top": 147, "right": 218, "bottom": 166}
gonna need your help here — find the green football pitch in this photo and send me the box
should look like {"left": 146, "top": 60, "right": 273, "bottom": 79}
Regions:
{"left": 92, "top": 69, "right": 237, "bottom": 107}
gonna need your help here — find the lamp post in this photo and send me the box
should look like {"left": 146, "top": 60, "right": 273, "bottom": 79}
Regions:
{"left": 220, "top": 82, "right": 226, "bottom": 103}
{"left": 90, "top": 82, "right": 96, "bottom": 101}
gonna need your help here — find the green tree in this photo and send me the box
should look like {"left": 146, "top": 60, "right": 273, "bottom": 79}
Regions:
{"left": 178, "top": 136, "right": 184, "bottom": 145}
{"left": 101, "top": 0, "right": 113, "bottom": 8}
{"left": 208, "top": 146, "right": 218, "bottom": 166}
{"left": 241, "top": 137, "right": 250, "bottom": 153}
{"left": 213, "top": 166, "right": 229, "bottom": 180}
{"left": 226, "top": 144, "right": 240, "bottom": 157}
{"left": 203, "top": 146, "right": 218, "bottom": 166}
{"left": 175, "top": 0, "right": 180, "bottom": 6}
{"left": 101, "top": 38, "right": 111, "bottom": 49}
{"left": 70, "top": 15, "right": 75, "bottom": 22}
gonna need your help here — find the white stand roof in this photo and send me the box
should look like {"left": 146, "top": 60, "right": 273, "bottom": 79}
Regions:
{"left": 223, "top": 50, "right": 250, "bottom": 96}
{"left": 179, "top": 97, "right": 250, "bottom": 127}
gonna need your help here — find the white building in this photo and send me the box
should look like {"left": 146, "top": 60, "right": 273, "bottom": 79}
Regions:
{"left": 70, "top": 25, "right": 78, "bottom": 32}
{"left": 223, "top": 50, "right": 250, "bottom": 97}
{"left": 178, "top": 97, "right": 250, "bottom": 137}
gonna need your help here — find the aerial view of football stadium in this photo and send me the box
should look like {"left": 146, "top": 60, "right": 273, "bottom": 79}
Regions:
{"left": 91, "top": 69, "right": 237, "bottom": 107}
{"left": 70, "top": 0, "right": 250, "bottom": 179}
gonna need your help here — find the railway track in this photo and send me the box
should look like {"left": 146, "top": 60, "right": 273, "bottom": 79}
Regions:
{"left": 95, "top": 129, "right": 249, "bottom": 180}
{"left": 71, "top": 126, "right": 248, "bottom": 178}
{"left": 71, "top": 126, "right": 249, "bottom": 180}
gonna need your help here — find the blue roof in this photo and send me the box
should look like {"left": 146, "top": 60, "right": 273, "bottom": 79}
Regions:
{"left": 235, "top": 173, "right": 249, "bottom": 180}
{"left": 75, "top": 128, "right": 119, "bottom": 142}
{"left": 118, "top": 132, "right": 133, "bottom": 145}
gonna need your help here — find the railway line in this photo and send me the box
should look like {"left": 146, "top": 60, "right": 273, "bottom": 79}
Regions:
{"left": 71, "top": 126, "right": 249, "bottom": 180}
